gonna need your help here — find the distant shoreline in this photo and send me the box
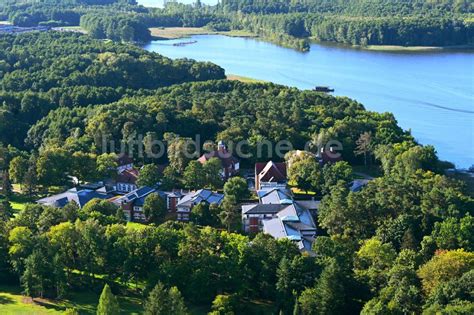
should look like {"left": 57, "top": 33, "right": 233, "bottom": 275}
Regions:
{"left": 149, "top": 27, "right": 474, "bottom": 53}
{"left": 357, "top": 44, "right": 474, "bottom": 52}
{"left": 149, "top": 27, "right": 256, "bottom": 40}
{"left": 308, "top": 38, "right": 474, "bottom": 52}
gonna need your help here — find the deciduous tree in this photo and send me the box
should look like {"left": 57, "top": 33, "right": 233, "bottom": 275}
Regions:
{"left": 143, "top": 193, "right": 167, "bottom": 225}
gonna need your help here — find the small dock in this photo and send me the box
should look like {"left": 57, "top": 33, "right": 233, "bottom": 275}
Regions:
{"left": 173, "top": 40, "right": 197, "bottom": 47}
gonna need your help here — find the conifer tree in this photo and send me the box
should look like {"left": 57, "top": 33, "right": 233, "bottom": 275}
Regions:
{"left": 97, "top": 284, "right": 119, "bottom": 315}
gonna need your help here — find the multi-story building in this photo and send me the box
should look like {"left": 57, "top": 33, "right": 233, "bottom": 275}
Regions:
{"left": 254, "top": 161, "right": 287, "bottom": 191}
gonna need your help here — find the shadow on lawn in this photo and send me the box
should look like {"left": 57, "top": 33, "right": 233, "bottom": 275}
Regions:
{"left": 0, "top": 295, "right": 14, "bottom": 304}
{"left": 32, "top": 298, "right": 66, "bottom": 312}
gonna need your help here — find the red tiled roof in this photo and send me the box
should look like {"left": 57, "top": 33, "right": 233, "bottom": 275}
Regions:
{"left": 320, "top": 148, "right": 343, "bottom": 164}
{"left": 198, "top": 149, "right": 239, "bottom": 168}
{"left": 256, "top": 161, "right": 287, "bottom": 182}
{"left": 117, "top": 169, "right": 139, "bottom": 184}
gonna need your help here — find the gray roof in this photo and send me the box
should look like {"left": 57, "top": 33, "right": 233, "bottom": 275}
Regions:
{"left": 177, "top": 189, "right": 224, "bottom": 209}
{"left": 37, "top": 188, "right": 111, "bottom": 208}
{"left": 113, "top": 186, "right": 156, "bottom": 206}
{"left": 295, "top": 200, "right": 320, "bottom": 211}
{"left": 242, "top": 204, "right": 287, "bottom": 215}
{"left": 261, "top": 199, "right": 317, "bottom": 253}
{"left": 258, "top": 188, "right": 293, "bottom": 204}
{"left": 286, "top": 221, "right": 317, "bottom": 232}
{"left": 349, "top": 179, "right": 370, "bottom": 192}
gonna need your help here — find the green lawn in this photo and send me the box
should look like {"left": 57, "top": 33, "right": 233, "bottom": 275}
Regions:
{"left": 227, "top": 74, "right": 267, "bottom": 84}
{"left": 0, "top": 285, "right": 277, "bottom": 315}
{"left": 0, "top": 285, "right": 143, "bottom": 315}
{"left": 9, "top": 201, "right": 27, "bottom": 213}
{"left": 7, "top": 194, "right": 34, "bottom": 213}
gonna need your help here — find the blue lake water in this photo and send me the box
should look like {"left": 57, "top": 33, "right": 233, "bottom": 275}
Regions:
{"left": 143, "top": 35, "right": 474, "bottom": 168}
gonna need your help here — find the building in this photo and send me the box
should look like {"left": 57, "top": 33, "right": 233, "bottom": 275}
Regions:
{"left": 176, "top": 189, "right": 224, "bottom": 222}
{"left": 112, "top": 187, "right": 160, "bottom": 222}
{"left": 241, "top": 203, "right": 287, "bottom": 233}
{"left": 255, "top": 161, "right": 287, "bottom": 191}
{"left": 242, "top": 187, "right": 318, "bottom": 253}
{"left": 197, "top": 141, "right": 239, "bottom": 179}
{"left": 263, "top": 203, "right": 317, "bottom": 253}
{"left": 115, "top": 168, "right": 139, "bottom": 193}
{"left": 112, "top": 187, "right": 190, "bottom": 222}
{"left": 257, "top": 187, "right": 293, "bottom": 204}
{"left": 37, "top": 186, "right": 113, "bottom": 208}
{"left": 318, "top": 147, "right": 343, "bottom": 164}
{"left": 116, "top": 154, "right": 134, "bottom": 173}
{"left": 167, "top": 190, "right": 186, "bottom": 212}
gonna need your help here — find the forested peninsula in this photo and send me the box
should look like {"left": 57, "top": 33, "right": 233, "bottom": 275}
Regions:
{"left": 0, "top": 31, "right": 472, "bottom": 314}
{"left": 1, "top": 0, "right": 473, "bottom": 50}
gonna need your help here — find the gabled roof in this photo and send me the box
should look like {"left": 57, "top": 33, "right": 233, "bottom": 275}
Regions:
{"left": 176, "top": 189, "right": 224, "bottom": 209}
{"left": 113, "top": 186, "right": 156, "bottom": 205}
{"left": 37, "top": 188, "right": 111, "bottom": 208}
{"left": 134, "top": 191, "right": 169, "bottom": 207}
{"left": 198, "top": 149, "right": 239, "bottom": 168}
{"left": 255, "top": 161, "right": 287, "bottom": 182}
{"left": 116, "top": 169, "right": 139, "bottom": 184}
{"left": 296, "top": 200, "right": 320, "bottom": 211}
{"left": 258, "top": 188, "right": 293, "bottom": 204}
{"left": 260, "top": 196, "right": 318, "bottom": 253}
{"left": 286, "top": 221, "right": 317, "bottom": 232}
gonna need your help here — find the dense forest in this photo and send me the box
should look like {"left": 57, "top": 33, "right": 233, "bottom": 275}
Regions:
{"left": 217, "top": 0, "right": 473, "bottom": 15}
{"left": 216, "top": 0, "right": 474, "bottom": 49}
{"left": 0, "top": 32, "right": 474, "bottom": 315}
{"left": 0, "top": 32, "right": 225, "bottom": 148}
{"left": 1, "top": 0, "right": 473, "bottom": 48}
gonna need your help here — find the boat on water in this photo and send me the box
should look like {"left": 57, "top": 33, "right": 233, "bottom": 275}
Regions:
{"left": 313, "top": 86, "right": 335, "bottom": 93}
{"left": 173, "top": 40, "right": 198, "bottom": 47}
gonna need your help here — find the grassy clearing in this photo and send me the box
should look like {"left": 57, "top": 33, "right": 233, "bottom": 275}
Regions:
{"left": 0, "top": 286, "right": 59, "bottom": 315}
{"left": 149, "top": 27, "right": 256, "bottom": 40}
{"left": 126, "top": 222, "right": 148, "bottom": 230}
{"left": 0, "top": 193, "right": 33, "bottom": 213}
{"left": 11, "top": 194, "right": 34, "bottom": 211}
{"left": 9, "top": 201, "right": 27, "bottom": 213}
{"left": 0, "top": 285, "right": 276, "bottom": 315}
{"left": 226, "top": 74, "right": 266, "bottom": 84}
{"left": 0, "top": 285, "right": 142, "bottom": 315}
{"left": 358, "top": 44, "right": 474, "bottom": 52}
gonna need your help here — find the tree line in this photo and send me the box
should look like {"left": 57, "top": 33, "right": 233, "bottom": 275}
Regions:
{"left": 0, "top": 18, "right": 472, "bottom": 314}
{"left": 2, "top": 0, "right": 472, "bottom": 48}
{"left": 217, "top": 0, "right": 473, "bottom": 15}
{"left": 1, "top": 139, "right": 472, "bottom": 313}
{"left": 80, "top": 13, "right": 152, "bottom": 42}
{"left": 0, "top": 32, "right": 225, "bottom": 148}
{"left": 235, "top": 13, "right": 473, "bottom": 48}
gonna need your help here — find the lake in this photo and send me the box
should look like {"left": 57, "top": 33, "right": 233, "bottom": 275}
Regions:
{"left": 143, "top": 35, "right": 474, "bottom": 168}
